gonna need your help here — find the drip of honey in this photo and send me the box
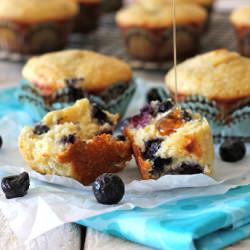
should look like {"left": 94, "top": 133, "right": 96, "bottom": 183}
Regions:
{"left": 156, "top": 107, "right": 184, "bottom": 136}
{"left": 172, "top": 0, "right": 178, "bottom": 105}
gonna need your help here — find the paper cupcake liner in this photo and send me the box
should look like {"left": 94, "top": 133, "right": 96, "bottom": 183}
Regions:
{"left": 18, "top": 79, "right": 136, "bottom": 122}
{"left": 154, "top": 88, "right": 250, "bottom": 143}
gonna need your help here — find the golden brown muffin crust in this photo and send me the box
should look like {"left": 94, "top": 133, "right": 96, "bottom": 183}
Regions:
{"left": 58, "top": 135, "right": 132, "bottom": 185}
{"left": 22, "top": 50, "right": 133, "bottom": 93}
{"left": 230, "top": 6, "right": 250, "bottom": 26}
{"left": 166, "top": 49, "right": 250, "bottom": 101}
{"left": 0, "top": 0, "right": 79, "bottom": 23}
{"left": 116, "top": 3, "right": 207, "bottom": 28}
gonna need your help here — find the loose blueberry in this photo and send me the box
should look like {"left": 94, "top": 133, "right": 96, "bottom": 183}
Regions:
{"left": 33, "top": 124, "right": 49, "bottom": 135}
{"left": 92, "top": 104, "right": 111, "bottom": 125}
{"left": 158, "top": 100, "right": 174, "bottom": 113}
{"left": 92, "top": 173, "right": 125, "bottom": 205}
{"left": 0, "top": 136, "right": 2, "bottom": 149}
{"left": 182, "top": 109, "right": 192, "bottom": 122}
{"left": 146, "top": 88, "right": 162, "bottom": 103}
{"left": 60, "top": 134, "right": 76, "bottom": 144}
{"left": 143, "top": 139, "right": 163, "bottom": 160}
{"left": 1, "top": 172, "right": 30, "bottom": 199}
{"left": 170, "top": 163, "right": 203, "bottom": 175}
{"left": 219, "top": 140, "right": 246, "bottom": 162}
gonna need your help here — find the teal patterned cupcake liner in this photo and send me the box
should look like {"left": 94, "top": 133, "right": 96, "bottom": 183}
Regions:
{"left": 152, "top": 87, "right": 250, "bottom": 143}
{"left": 18, "top": 79, "right": 136, "bottom": 122}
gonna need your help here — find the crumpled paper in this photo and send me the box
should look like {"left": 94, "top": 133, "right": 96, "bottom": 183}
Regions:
{"left": 0, "top": 80, "right": 250, "bottom": 242}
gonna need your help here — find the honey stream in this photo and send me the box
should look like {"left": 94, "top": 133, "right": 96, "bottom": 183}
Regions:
{"left": 172, "top": 0, "right": 178, "bottom": 106}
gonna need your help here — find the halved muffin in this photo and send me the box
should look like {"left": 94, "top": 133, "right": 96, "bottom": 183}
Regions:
{"left": 20, "top": 50, "right": 135, "bottom": 118}
{"left": 230, "top": 6, "right": 250, "bottom": 57}
{"left": 115, "top": 2, "right": 207, "bottom": 61}
{"left": 124, "top": 100, "right": 214, "bottom": 180}
{"left": 19, "top": 99, "right": 132, "bottom": 185}
{"left": 0, "top": 0, "right": 78, "bottom": 54}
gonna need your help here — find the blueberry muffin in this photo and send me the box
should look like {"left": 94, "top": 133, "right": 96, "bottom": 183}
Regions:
{"left": 124, "top": 100, "right": 214, "bottom": 180}
{"left": 102, "top": 0, "right": 123, "bottom": 12}
{"left": 166, "top": 49, "right": 250, "bottom": 120}
{"left": 230, "top": 6, "right": 250, "bottom": 57}
{"left": 71, "top": 0, "right": 101, "bottom": 33}
{"left": 21, "top": 49, "right": 134, "bottom": 118}
{"left": 19, "top": 99, "right": 132, "bottom": 185}
{"left": 0, "top": 0, "right": 78, "bottom": 54}
{"left": 115, "top": 3, "right": 207, "bottom": 62}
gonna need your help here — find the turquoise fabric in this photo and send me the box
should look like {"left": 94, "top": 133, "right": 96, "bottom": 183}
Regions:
{"left": 79, "top": 185, "right": 250, "bottom": 250}
{"left": 2, "top": 86, "right": 250, "bottom": 250}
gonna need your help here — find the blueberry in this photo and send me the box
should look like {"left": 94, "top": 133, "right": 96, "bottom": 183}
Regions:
{"left": 0, "top": 136, "right": 2, "bottom": 149}
{"left": 92, "top": 104, "right": 111, "bottom": 125}
{"left": 170, "top": 163, "right": 203, "bottom": 175}
{"left": 1, "top": 172, "right": 30, "bottom": 199}
{"left": 116, "top": 135, "right": 126, "bottom": 141}
{"left": 92, "top": 173, "right": 125, "bottom": 205}
{"left": 65, "top": 77, "right": 84, "bottom": 87}
{"left": 158, "top": 100, "right": 174, "bottom": 113}
{"left": 219, "top": 140, "right": 246, "bottom": 162}
{"left": 146, "top": 88, "right": 162, "bottom": 103}
{"left": 143, "top": 139, "right": 163, "bottom": 160}
{"left": 60, "top": 134, "right": 76, "bottom": 144}
{"left": 151, "top": 157, "right": 173, "bottom": 176}
{"left": 182, "top": 109, "right": 192, "bottom": 122}
{"left": 33, "top": 124, "right": 49, "bottom": 135}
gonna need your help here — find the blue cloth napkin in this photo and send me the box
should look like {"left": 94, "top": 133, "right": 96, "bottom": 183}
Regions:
{"left": 79, "top": 185, "right": 250, "bottom": 250}
{"left": 2, "top": 86, "right": 250, "bottom": 250}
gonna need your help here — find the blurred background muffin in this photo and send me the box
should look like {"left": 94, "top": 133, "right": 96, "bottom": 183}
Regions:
{"left": 20, "top": 49, "right": 135, "bottom": 119}
{"left": 70, "top": 0, "right": 101, "bottom": 33}
{"left": 102, "top": 0, "right": 123, "bottom": 13}
{"left": 135, "top": 0, "right": 215, "bottom": 30}
{"left": 115, "top": 2, "right": 207, "bottom": 62}
{"left": 230, "top": 6, "right": 250, "bottom": 57}
{"left": 0, "top": 0, "right": 78, "bottom": 55}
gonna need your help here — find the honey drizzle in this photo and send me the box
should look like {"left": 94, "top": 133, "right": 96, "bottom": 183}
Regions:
{"left": 172, "top": 0, "right": 178, "bottom": 106}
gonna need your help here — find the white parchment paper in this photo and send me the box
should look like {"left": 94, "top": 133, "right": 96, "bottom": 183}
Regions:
{"left": 0, "top": 80, "right": 250, "bottom": 242}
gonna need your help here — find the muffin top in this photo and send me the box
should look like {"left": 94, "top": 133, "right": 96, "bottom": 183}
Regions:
{"left": 166, "top": 49, "right": 250, "bottom": 101}
{"left": 230, "top": 6, "right": 250, "bottom": 26}
{"left": 0, "top": 0, "right": 78, "bottom": 23}
{"left": 137, "top": 0, "right": 214, "bottom": 8}
{"left": 22, "top": 50, "right": 133, "bottom": 93}
{"left": 116, "top": 3, "right": 207, "bottom": 28}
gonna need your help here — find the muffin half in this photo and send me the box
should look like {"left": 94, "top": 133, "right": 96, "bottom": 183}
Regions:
{"left": 124, "top": 100, "right": 214, "bottom": 180}
{"left": 116, "top": 3, "right": 207, "bottom": 62}
{"left": 0, "top": 0, "right": 78, "bottom": 54}
{"left": 20, "top": 49, "right": 135, "bottom": 118}
{"left": 19, "top": 99, "right": 132, "bottom": 185}
{"left": 230, "top": 6, "right": 250, "bottom": 57}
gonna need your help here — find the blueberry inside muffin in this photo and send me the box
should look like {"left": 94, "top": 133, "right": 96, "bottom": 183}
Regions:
{"left": 19, "top": 99, "right": 132, "bottom": 185}
{"left": 124, "top": 100, "right": 214, "bottom": 179}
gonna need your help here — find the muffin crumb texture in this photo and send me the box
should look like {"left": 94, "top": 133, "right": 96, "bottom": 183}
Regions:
{"left": 124, "top": 101, "right": 214, "bottom": 180}
{"left": 19, "top": 99, "right": 132, "bottom": 185}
